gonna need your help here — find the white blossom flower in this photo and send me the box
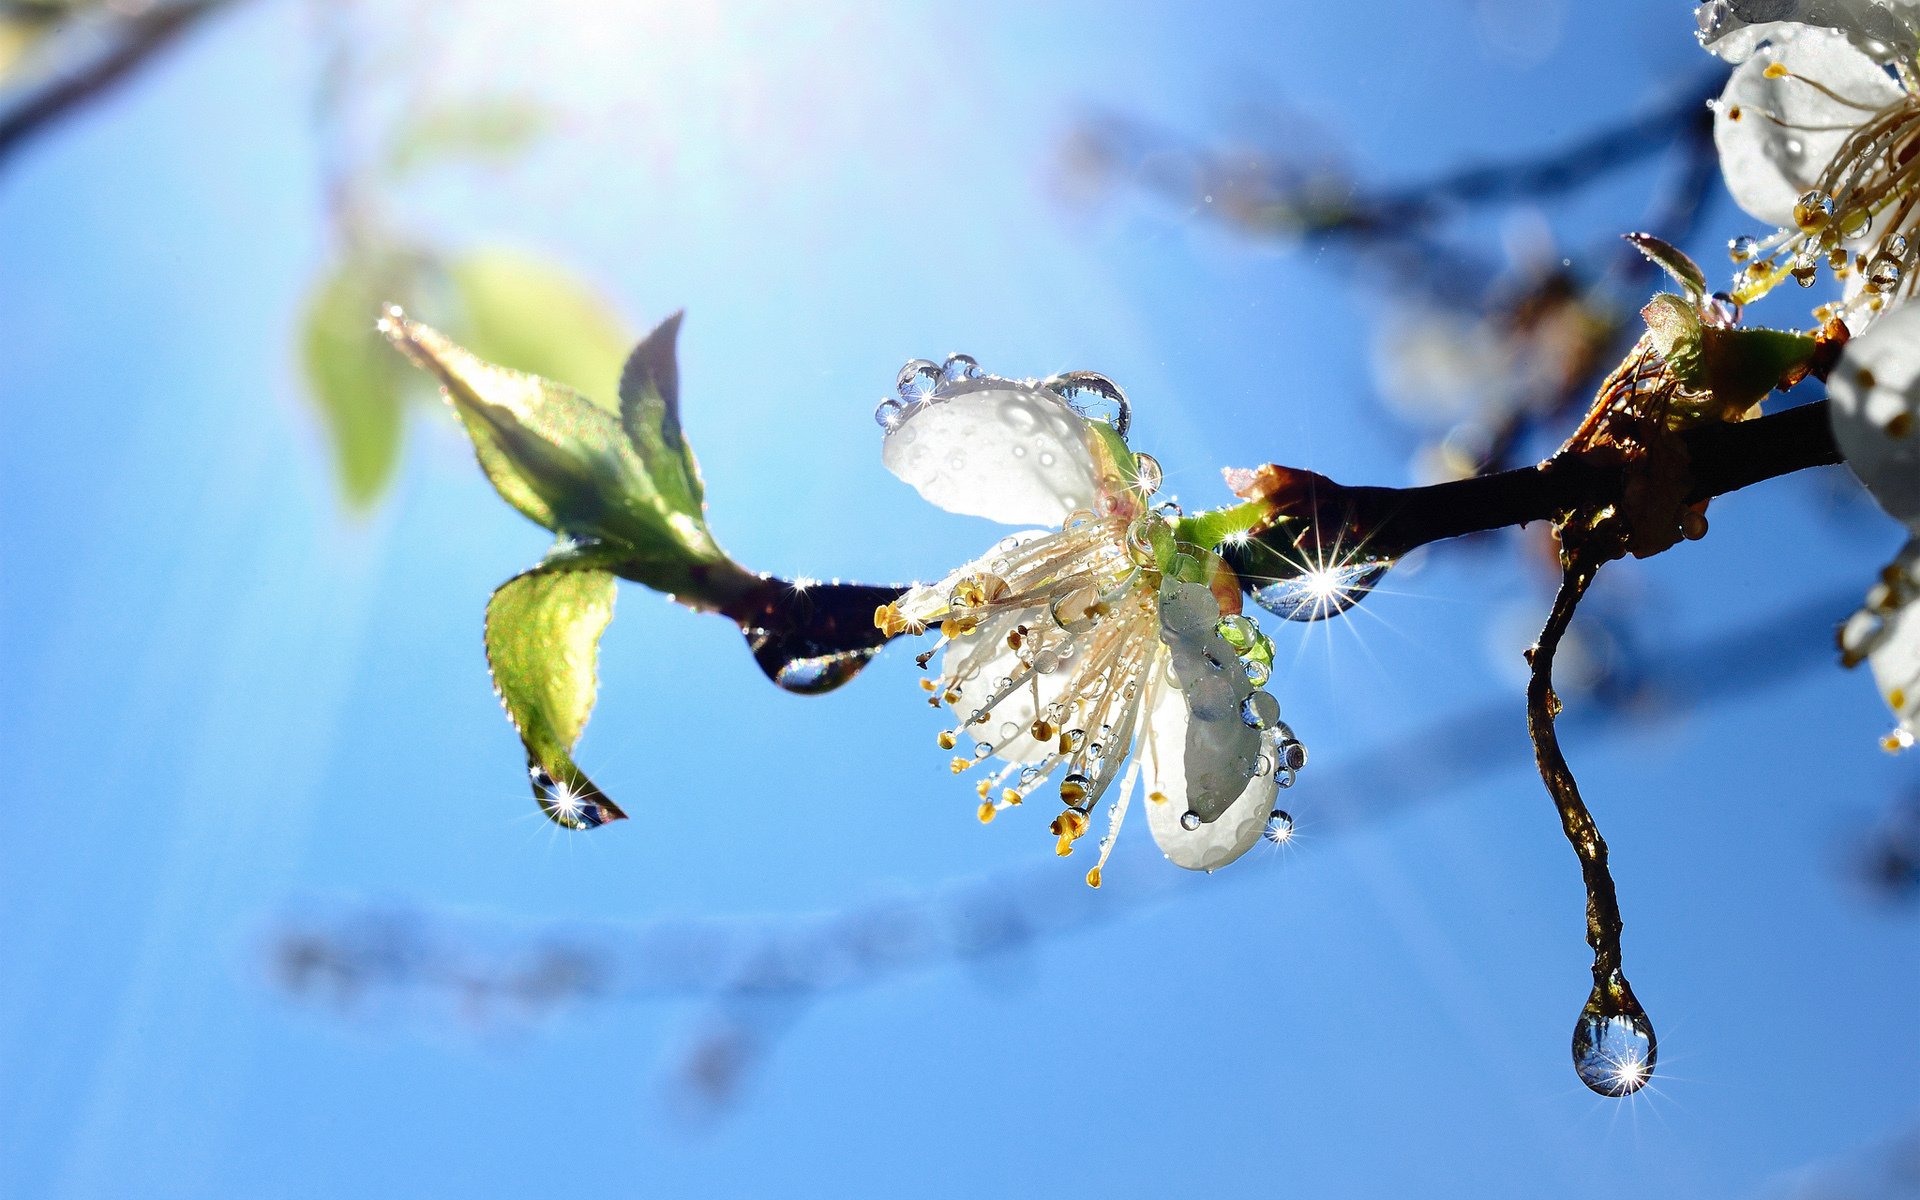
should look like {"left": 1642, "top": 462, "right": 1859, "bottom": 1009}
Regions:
{"left": 1700, "top": 1, "right": 1920, "bottom": 324}
{"left": 872, "top": 357, "right": 1303, "bottom": 881}
{"left": 1828, "top": 301, "right": 1920, "bottom": 744}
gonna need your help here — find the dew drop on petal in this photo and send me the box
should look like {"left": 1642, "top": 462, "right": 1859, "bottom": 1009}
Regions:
{"left": 1244, "top": 659, "right": 1271, "bottom": 687}
{"left": 1263, "top": 809, "right": 1294, "bottom": 843}
{"left": 874, "top": 398, "right": 906, "bottom": 429}
{"left": 896, "top": 359, "right": 942, "bottom": 403}
{"left": 1240, "top": 691, "right": 1281, "bottom": 729}
{"left": 940, "top": 353, "right": 982, "bottom": 384}
{"left": 1042, "top": 371, "right": 1131, "bottom": 438}
{"left": 1179, "top": 810, "right": 1202, "bottom": 831}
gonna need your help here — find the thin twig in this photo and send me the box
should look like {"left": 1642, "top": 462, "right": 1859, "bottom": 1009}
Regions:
{"left": 0, "top": 0, "right": 243, "bottom": 170}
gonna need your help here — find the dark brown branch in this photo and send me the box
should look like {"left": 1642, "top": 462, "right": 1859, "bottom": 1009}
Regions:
{"left": 0, "top": 0, "right": 241, "bottom": 169}
{"left": 1229, "top": 399, "right": 1842, "bottom": 570}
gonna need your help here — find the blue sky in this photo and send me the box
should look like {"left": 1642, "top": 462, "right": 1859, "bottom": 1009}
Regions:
{"left": 2, "top": 1, "right": 1916, "bottom": 1196}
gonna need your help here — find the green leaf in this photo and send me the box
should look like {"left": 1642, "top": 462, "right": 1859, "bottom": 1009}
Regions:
{"left": 1174, "top": 499, "right": 1272, "bottom": 554}
{"left": 1624, "top": 232, "right": 1706, "bottom": 300}
{"left": 485, "top": 544, "right": 626, "bottom": 829}
{"left": 381, "top": 311, "right": 730, "bottom": 574}
{"left": 1700, "top": 325, "right": 1818, "bottom": 413}
{"left": 300, "top": 252, "right": 414, "bottom": 508}
{"left": 618, "top": 311, "right": 707, "bottom": 523}
{"left": 384, "top": 97, "right": 547, "bottom": 179}
{"left": 1641, "top": 293, "right": 1704, "bottom": 388}
{"left": 449, "top": 249, "right": 630, "bottom": 411}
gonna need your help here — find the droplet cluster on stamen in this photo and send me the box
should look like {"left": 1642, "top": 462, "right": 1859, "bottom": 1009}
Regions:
{"left": 1725, "top": 74, "right": 1920, "bottom": 322}
{"left": 873, "top": 358, "right": 1300, "bottom": 881}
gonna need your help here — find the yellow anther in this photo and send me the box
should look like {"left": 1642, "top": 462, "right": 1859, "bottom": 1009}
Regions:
{"left": 1148, "top": 790, "right": 1168, "bottom": 805}
{"left": 1002, "top": 789, "right": 1023, "bottom": 807}
{"left": 978, "top": 801, "right": 997, "bottom": 824}
{"left": 943, "top": 689, "right": 961, "bottom": 705}
{"left": 1085, "top": 866, "right": 1102, "bottom": 889}
{"left": 1030, "top": 719, "right": 1055, "bottom": 740}
{"left": 1058, "top": 777, "right": 1087, "bottom": 805}
{"left": 976, "top": 779, "right": 993, "bottom": 799}
{"left": 874, "top": 604, "right": 925, "bottom": 637}
{"left": 950, "top": 757, "right": 972, "bottom": 775}
{"left": 1893, "top": 688, "right": 1908, "bottom": 710}
{"left": 920, "top": 678, "right": 937, "bottom": 692}
{"left": 1763, "top": 61, "right": 1789, "bottom": 78}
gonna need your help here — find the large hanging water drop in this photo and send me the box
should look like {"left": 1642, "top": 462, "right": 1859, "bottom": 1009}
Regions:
{"left": 1253, "top": 559, "right": 1391, "bottom": 622}
{"left": 1571, "top": 984, "right": 1657, "bottom": 1097}
{"left": 1042, "top": 371, "right": 1131, "bottom": 437}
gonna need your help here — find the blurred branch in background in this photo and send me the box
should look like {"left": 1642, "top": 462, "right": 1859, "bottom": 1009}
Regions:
{"left": 270, "top": 582, "right": 1885, "bottom": 1121}
{"left": 1059, "top": 71, "right": 1724, "bottom": 480}
{"left": 0, "top": 0, "right": 242, "bottom": 167}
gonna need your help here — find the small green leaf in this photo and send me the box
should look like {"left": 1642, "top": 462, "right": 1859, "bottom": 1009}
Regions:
{"left": 618, "top": 311, "right": 707, "bottom": 523}
{"left": 384, "top": 98, "right": 547, "bottom": 179}
{"left": 381, "top": 311, "right": 725, "bottom": 565}
{"left": 1174, "top": 499, "right": 1272, "bottom": 554}
{"left": 450, "top": 249, "right": 630, "bottom": 410}
{"left": 486, "top": 544, "right": 626, "bottom": 829}
{"left": 1625, "top": 232, "right": 1706, "bottom": 300}
{"left": 301, "top": 252, "right": 415, "bottom": 508}
{"left": 1701, "top": 325, "right": 1818, "bottom": 413}
{"left": 1641, "top": 293, "right": 1705, "bottom": 388}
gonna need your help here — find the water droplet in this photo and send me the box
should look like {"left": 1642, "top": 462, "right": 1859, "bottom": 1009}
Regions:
{"left": 1179, "top": 810, "right": 1202, "bottom": 831}
{"left": 874, "top": 398, "right": 906, "bottom": 429}
{"left": 1572, "top": 1003, "right": 1657, "bottom": 1097}
{"left": 1727, "top": 235, "right": 1757, "bottom": 262}
{"left": 1048, "top": 582, "right": 1102, "bottom": 635}
{"left": 1264, "top": 809, "right": 1294, "bottom": 843}
{"left": 1039, "top": 451, "right": 1057, "bottom": 468}
{"left": 1011, "top": 445, "right": 1027, "bottom": 458}
{"left": 1042, "top": 371, "right": 1131, "bottom": 438}
{"left": 1704, "top": 292, "right": 1742, "bottom": 326}
{"left": 896, "top": 359, "right": 942, "bottom": 403}
{"left": 771, "top": 650, "right": 876, "bottom": 694}
{"left": 940, "top": 353, "right": 981, "bottom": 384}
{"left": 1794, "top": 188, "right": 1835, "bottom": 230}
{"left": 1253, "top": 559, "right": 1391, "bottom": 622}
{"left": 1243, "top": 659, "right": 1271, "bottom": 687}
{"left": 1214, "top": 614, "right": 1259, "bottom": 651}
{"left": 947, "top": 451, "right": 968, "bottom": 472}
{"left": 1133, "top": 452, "right": 1163, "bottom": 495}
{"left": 1273, "top": 736, "right": 1307, "bottom": 772}
{"left": 531, "top": 767, "right": 618, "bottom": 830}
{"left": 1240, "top": 691, "right": 1281, "bottom": 729}
{"left": 1869, "top": 255, "right": 1903, "bottom": 291}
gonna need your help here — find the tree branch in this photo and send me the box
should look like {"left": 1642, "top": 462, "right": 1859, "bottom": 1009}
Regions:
{"left": 1230, "top": 399, "right": 1842, "bottom": 570}
{"left": 0, "top": 0, "right": 242, "bottom": 170}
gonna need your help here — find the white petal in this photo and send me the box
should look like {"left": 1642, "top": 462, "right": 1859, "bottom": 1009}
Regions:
{"left": 1155, "top": 578, "right": 1262, "bottom": 821}
{"left": 1829, "top": 300, "right": 1920, "bottom": 529}
{"left": 1861, "top": 539, "right": 1920, "bottom": 733}
{"left": 882, "top": 379, "right": 1102, "bottom": 526}
{"left": 1698, "top": 0, "right": 1920, "bottom": 62}
{"left": 1138, "top": 674, "right": 1276, "bottom": 871}
{"left": 941, "top": 607, "right": 1062, "bottom": 764}
{"left": 1712, "top": 24, "right": 1902, "bottom": 227}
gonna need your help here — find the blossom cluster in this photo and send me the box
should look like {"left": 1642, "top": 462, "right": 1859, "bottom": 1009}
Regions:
{"left": 1697, "top": 0, "right": 1920, "bottom": 745}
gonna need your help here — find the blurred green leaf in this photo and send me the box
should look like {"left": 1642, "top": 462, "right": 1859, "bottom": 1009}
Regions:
{"left": 384, "top": 97, "right": 546, "bottom": 179}
{"left": 449, "top": 249, "right": 629, "bottom": 411}
{"left": 301, "top": 252, "right": 414, "bottom": 509}
{"left": 485, "top": 543, "right": 626, "bottom": 829}
{"left": 381, "top": 312, "right": 730, "bottom": 572}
